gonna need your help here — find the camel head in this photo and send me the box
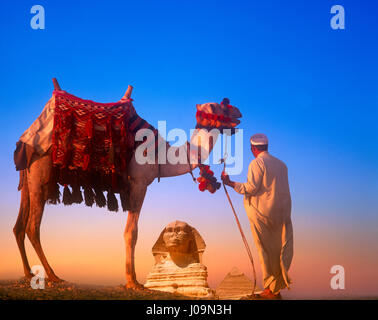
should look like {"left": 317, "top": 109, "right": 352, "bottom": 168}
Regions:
{"left": 196, "top": 98, "right": 242, "bottom": 131}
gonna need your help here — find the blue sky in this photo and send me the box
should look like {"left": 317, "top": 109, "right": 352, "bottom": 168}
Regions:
{"left": 1, "top": 0, "right": 377, "bottom": 217}
{"left": 0, "top": 0, "right": 377, "bottom": 294}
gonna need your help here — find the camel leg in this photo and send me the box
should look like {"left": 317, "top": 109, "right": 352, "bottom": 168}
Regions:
{"left": 124, "top": 183, "right": 147, "bottom": 290}
{"left": 13, "top": 171, "right": 33, "bottom": 279}
{"left": 124, "top": 210, "right": 143, "bottom": 289}
{"left": 25, "top": 185, "right": 62, "bottom": 282}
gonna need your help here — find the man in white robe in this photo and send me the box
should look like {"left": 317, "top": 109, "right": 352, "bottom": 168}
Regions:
{"left": 221, "top": 133, "right": 293, "bottom": 299}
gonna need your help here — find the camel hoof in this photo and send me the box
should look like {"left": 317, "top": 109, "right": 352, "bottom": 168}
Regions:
{"left": 23, "top": 273, "right": 34, "bottom": 280}
{"left": 47, "top": 276, "right": 65, "bottom": 283}
{"left": 125, "top": 282, "right": 145, "bottom": 291}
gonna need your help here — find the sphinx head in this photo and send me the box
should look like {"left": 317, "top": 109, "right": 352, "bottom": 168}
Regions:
{"left": 162, "top": 220, "right": 193, "bottom": 253}
{"left": 152, "top": 220, "right": 206, "bottom": 267}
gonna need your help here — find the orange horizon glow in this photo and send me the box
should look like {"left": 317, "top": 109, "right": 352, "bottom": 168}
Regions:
{"left": 1, "top": 195, "right": 378, "bottom": 298}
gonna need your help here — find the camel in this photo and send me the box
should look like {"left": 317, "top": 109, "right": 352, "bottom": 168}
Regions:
{"left": 13, "top": 82, "right": 242, "bottom": 289}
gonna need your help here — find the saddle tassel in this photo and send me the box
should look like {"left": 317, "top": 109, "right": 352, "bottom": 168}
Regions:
{"left": 62, "top": 184, "right": 73, "bottom": 205}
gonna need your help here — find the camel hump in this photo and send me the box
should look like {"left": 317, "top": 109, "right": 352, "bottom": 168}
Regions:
{"left": 52, "top": 78, "right": 61, "bottom": 91}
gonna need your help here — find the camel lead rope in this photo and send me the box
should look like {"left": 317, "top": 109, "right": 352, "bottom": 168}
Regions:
{"left": 186, "top": 142, "right": 197, "bottom": 183}
{"left": 221, "top": 140, "right": 257, "bottom": 297}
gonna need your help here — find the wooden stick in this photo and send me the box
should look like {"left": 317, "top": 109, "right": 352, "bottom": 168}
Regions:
{"left": 222, "top": 160, "right": 257, "bottom": 297}
{"left": 52, "top": 78, "right": 61, "bottom": 91}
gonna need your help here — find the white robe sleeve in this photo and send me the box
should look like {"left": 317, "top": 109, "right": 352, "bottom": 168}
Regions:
{"left": 233, "top": 158, "right": 264, "bottom": 195}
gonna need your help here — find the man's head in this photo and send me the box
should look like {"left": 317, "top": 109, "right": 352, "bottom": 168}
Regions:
{"left": 250, "top": 133, "right": 268, "bottom": 158}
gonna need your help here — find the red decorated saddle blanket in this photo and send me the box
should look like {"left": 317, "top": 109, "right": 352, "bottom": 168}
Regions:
{"left": 14, "top": 90, "right": 157, "bottom": 212}
{"left": 52, "top": 90, "right": 136, "bottom": 175}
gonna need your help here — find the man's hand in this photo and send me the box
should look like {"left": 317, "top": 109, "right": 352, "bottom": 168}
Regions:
{"left": 221, "top": 171, "right": 235, "bottom": 188}
{"left": 221, "top": 171, "right": 230, "bottom": 184}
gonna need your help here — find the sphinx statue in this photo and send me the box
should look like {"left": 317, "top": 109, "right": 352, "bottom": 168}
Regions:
{"left": 144, "top": 220, "right": 214, "bottom": 297}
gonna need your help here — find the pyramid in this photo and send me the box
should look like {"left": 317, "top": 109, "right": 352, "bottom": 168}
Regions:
{"left": 216, "top": 267, "right": 260, "bottom": 300}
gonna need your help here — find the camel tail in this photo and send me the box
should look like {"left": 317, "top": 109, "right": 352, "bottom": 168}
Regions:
{"left": 18, "top": 170, "right": 26, "bottom": 191}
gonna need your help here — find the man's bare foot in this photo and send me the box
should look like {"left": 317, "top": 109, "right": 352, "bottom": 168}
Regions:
{"left": 255, "top": 288, "right": 282, "bottom": 300}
